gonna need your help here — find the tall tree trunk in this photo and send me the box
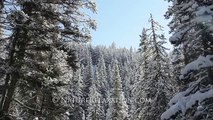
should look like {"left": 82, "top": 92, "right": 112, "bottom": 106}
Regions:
{"left": 0, "top": 28, "right": 20, "bottom": 112}
{"left": 0, "top": 27, "right": 26, "bottom": 115}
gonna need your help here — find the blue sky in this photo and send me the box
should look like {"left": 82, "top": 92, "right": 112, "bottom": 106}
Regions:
{"left": 90, "top": 0, "right": 172, "bottom": 49}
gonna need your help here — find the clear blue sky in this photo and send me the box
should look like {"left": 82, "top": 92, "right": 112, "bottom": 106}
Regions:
{"left": 90, "top": 0, "right": 172, "bottom": 49}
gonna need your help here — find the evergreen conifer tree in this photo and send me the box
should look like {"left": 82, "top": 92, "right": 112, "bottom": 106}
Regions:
{"left": 162, "top": 0, "right": 213, "bottom": 119}
{"left": 135, "top": 14, "right": 174, "bottom": 120}
{"left": 0, "top": 0, "right": 96, "bottom": 119}
{"left": 87, "top": 68, "right": 104, "bottom": 120}
{"left": 106, "top": 61, "right": 129, "bottom": 120}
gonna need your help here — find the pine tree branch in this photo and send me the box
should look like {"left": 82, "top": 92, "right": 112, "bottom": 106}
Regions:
{"left": 13, "top": 98, "right": 40, "bottom": 112}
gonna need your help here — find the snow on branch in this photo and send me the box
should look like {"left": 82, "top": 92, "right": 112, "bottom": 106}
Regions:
{"left": 180, "top": 55, "right": 213, "bottom": 80}
{"left": 169, "top": 26, "right": 191, "bottom": 45}
{"left": 193, "top": 6, "right": 213, "bottom": 24}
{"left": 161, "top": 88, "right": 213, "bottom": 120}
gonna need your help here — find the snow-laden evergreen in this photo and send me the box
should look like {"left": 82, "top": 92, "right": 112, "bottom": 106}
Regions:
{"left": 131, "top": 28, "right": 150, "bottom": 120}
{"left": 0, "top": 0, "right": 97, "bottom": 119}
{"left": 68, "top": 43, "right": 138, "bottom": 120}
{"left": 106, "top": 61, "right": 129, "bottom": 120}
{"left": 162, "top": 0, "right": 213, "bottom": 119}
{"left": 1, "top": 0, "right": 212, "bottom": 119}
{"left": 68, "top": 68, "right": 84, "bottom": 120}
{"left": 133, "top": 14, "right": 175, "bottom": 120}
{"left": 86, "top": 68, "right": 105, "bottom": 120}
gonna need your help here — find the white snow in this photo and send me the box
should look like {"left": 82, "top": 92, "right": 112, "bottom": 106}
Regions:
{"left": 180, "top": 55, "right": 213, "bottom": 80}
{"left": 193, "top": 6, "right": 213, "bottom": 25}
{"left": 161, "top": 99, "right": 185, "bottom": 120}
{"left": 33, "top": 117, "right": 39, "bottom": 120}
{"left": 169, "top": 27, "right": 191, "bottom": 44}
{"left": 197, "top": 105, "right": 204, "bottom": 111}
{"left": 168, "top": 91, "right": 186, "bottom": 106}
{"left": 186, "top": 89, "right": 213, "bottom": 110}
{"left": 208, "top": 25, "right": 213, "bottom": 31}
{"left": 181, "top": 15, "right": 189, "bottom": 21}
{"left": 191, "top": 3, "right": 198, "bottom": 9}
{"left": 196, "top": 6, "right": 210, "bottom": 16}
{"left": 193, "top": 15, "right": 213, "bottom": 23}
{"left": 161, "top": 88, "right": 213, "bottom": 120}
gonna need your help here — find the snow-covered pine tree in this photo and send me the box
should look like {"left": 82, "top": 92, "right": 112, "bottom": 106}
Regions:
{"left": 122, "top": 61, "right": 131, "bottom": 109}
{"left": 161, "top": 0, "right": 213, "bottom": 120}
{"left": 104, "top": 64, "right": 113, "bottom": 119}
{"left": 86, "top": 67, "right": 105, "bottom": 120}
{"left": 97, "top": 53, "right": 109, "bottom": 119}
{"left": 138, "top": 27, "right": 150, "bottom": 85}
{"left": 170, "top": 46, "right": 186, "bottom": 91}
{"left": 97, "top": 54, "right": 108, "bottom": 97}
{"left": 165, "top": 0, "right": 209, "bottom": 64}
{"left": 83, "top": 48, "right": 95, "bottom": 118}
{"left": 131, "top": 28, "right": 150, "bottom": 120}
{"left": 135, "top": 14, "right": 174, "bottom": 120}
{"left": 69, "top": 43, "right": 139, "bottom": 120}
{"left": 106, "top": 65, "right": 113, "bottom": 89}
{"left": 106, "top": 61, "right": 129, "bottom": 120}
{"left": 68, "top": 68, "right": 84, "bottom": 120}
{"left": 127, "top": 54, "right": 141, "bottom": 119}
{"left": 0, "top": 0, "right": 96, "bottom": 119}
